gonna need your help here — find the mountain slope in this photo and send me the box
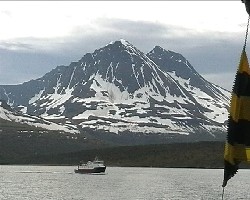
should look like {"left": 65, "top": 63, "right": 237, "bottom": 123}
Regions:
{"left": 0, "top": 100, "right": 78, "bottom": 133}
{"left": 147, "top": 46, "right": 230, "bottom": 125}
{"left": 0, "top": 39, "right": 230, "bottom": 142}
{"left": 147, "top": 46, "right": 229, "bottom": 100}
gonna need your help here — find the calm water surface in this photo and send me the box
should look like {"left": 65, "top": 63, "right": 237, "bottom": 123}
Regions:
{"left": 0, "top": 165, "right": 250, "bottom": 200}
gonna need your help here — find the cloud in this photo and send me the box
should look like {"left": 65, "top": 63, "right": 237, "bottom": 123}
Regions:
{"left": 0, "top": 41, "right": 34, "bottom": 51}
{"left": 0, "top": 47, "right": 72, "bottom": 85}
{"left": 202, "top": 72, "right": 235, "bottom": 91}
{"left": 0, "top": 17, "right": 246, "bottom": 90}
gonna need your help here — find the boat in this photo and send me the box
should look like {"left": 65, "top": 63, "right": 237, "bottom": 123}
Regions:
{"left": 74, "top": 157, "right": 106, "bottom": 174}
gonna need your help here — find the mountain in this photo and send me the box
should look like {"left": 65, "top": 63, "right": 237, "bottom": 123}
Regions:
{"left": 0, "top": 39, "right": 230, "bottom": 145}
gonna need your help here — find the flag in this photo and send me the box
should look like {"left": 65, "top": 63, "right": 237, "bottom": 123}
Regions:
{"left": 223, "top": 49, "right": 250, "bottom": 187}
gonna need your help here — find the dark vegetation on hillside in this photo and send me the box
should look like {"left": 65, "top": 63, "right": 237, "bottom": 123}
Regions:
{"left": 1, "top": 118, "right": 247, "bottom": 169}
{"left": 24, "top": 142, "right": 227, "bottom": 168}
{"left": 0, "top": 119, "right": 108, "bottom": 164}
{"left": 1, "top": 136, "right": 228, "bottom": 168}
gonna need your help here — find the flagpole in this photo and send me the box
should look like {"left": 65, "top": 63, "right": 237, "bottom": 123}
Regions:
{"left": 243, "top": 16, "right": 250, "bottom": 51}
{"left": 221, "top": 187, "right": 225, "bottom": 200}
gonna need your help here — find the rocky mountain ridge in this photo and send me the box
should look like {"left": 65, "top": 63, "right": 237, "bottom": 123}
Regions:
{"left": 0, "top": 39, "right": 230, "bottom": 143}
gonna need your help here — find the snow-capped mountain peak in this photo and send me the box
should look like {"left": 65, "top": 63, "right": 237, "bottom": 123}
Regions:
{"left": 109, "top": 39, "right": 130, "bottom": 46}
{"left": 0, "top": 40, "right": 230, "bottom": 142}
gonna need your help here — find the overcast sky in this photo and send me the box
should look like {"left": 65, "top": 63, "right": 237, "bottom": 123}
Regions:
{"left": 0, "top": 1, "right": 249, "bottom": 90}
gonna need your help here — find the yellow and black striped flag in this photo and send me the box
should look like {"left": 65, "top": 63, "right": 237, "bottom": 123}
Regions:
{"left": 223, "top": 49, "right": 250, "bottom": 187}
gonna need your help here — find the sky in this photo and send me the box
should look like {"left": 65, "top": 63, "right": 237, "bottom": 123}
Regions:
{"left": 0, "top": 1, "right": 249, "bottom": 90}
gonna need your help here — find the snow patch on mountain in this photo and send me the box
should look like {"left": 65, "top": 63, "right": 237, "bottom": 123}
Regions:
{"left": 0, "top": 101, "right": 78, "bottom": 133}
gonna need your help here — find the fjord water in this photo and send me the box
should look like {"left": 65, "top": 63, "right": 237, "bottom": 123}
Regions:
{"left": 1, "top": 166, "right": 250, "bottom": 200}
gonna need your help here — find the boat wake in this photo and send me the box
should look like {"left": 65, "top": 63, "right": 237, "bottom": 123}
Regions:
{"left": 14, "top": 171, "right": 74, "bottom": 174}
